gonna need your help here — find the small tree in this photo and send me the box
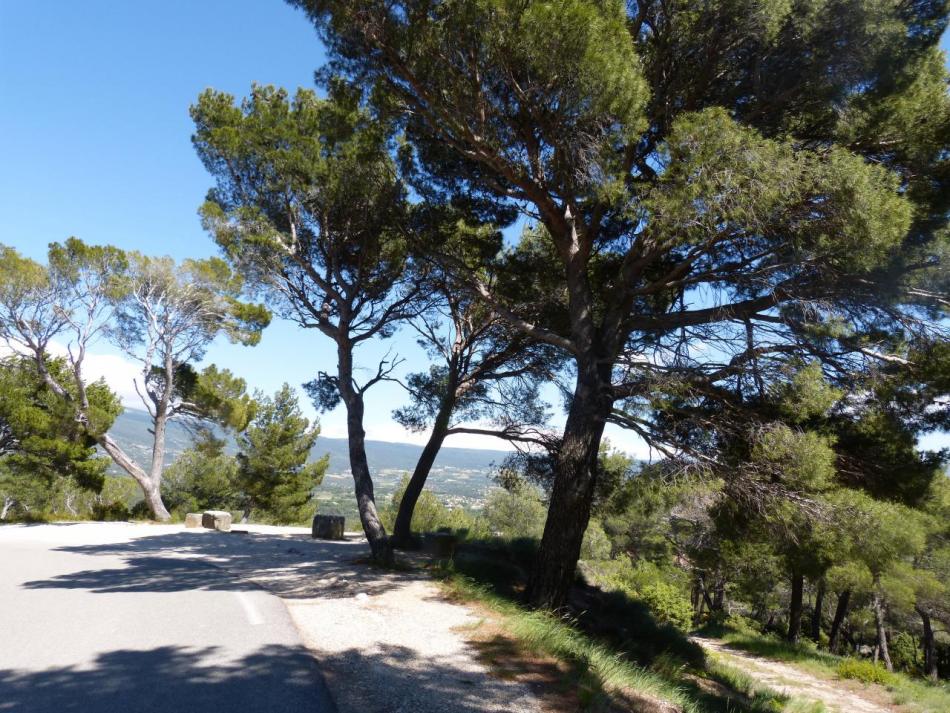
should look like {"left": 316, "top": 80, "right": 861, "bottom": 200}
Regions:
{"left": 235, "top": 384, "right": 327, "bottom": 524}
{"left": 0, "top": 355, "right": 118, "bottom": 501}
{"left": 161, "top": 431, "right": 240, "bottom": 515}
{"left": 390, "top": 269, "right": 557, "bottom": 547}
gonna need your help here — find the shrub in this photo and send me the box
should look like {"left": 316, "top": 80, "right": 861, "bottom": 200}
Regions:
{"left": 380, "top": 475, "right": 481, "bottom": 537}
{"left": 481, "top": 483, "right": 547, "bottom": 540}
{"left": 92, "top": 500, "right": 131, "bottom": 521}
{"left": 637, "top": 582, "right": 694, "bottom": 631}
{"left": 581, "top": 519, "right": 612, "bottom": 561}
{"left": 836, "top": 658, "right": 893, "bottom": 685}
{"left": 889, "top": 631, "right": 920, "bottom": 674}
{"left": 724, "top": 614, "right": 762, "bottom": 637}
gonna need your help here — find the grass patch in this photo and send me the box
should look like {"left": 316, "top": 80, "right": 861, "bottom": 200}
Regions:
{"left": 704, "top": 657, "right": 791, "bottom": 711}
{"left": 881, "top": 675, "right": 950, "bottom": 713}
{"left": 439, "top": 571, "right": 699, "bottom": 711}
{"left": 432, "top": 543, "right": 831, "bottom": 712}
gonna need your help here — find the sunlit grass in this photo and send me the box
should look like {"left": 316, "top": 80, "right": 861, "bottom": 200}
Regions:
{"left": 439, "top": 571, "right": 702, "bottom": 712}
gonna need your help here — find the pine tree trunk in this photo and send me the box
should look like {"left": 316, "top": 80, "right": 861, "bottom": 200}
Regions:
{"left": 916, "top": 605, "right": 938, "bottom": 681}
{"left": 787, "top": 571, "right": 804, "bottom": 643}
{"left": 811, "top": 580, "right": 825, "bottom": 642}
{"left": 527, "top": 361, "right": 609, "bottom": 609}
{"left": 828, "top": 589, "right": 851, "bottom": 653}
{"left": 872, "top": 590, "right": 893, "bottom": 672}
{"left": 391, "top": 392, "right": 455, "bottom": 549}
{"left": 713, "top": 579, "right": 725, "bottom": 611}
{"left": 0, "top": 496, "right": 13, "bottom": 520}
{"left": 99, "top": 433, "right": 171, "bottom": 521}
{"left": 338, "top": 344, "right": 391, "bottom": 563}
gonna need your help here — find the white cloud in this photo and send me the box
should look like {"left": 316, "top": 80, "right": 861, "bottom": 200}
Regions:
{"left": 78, "top": 352, "right": 143, "bottom": 407}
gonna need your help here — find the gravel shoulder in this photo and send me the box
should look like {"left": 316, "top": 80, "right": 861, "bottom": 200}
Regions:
{"left": 3, "top": 522, "right": 540, "bottom": 713}
{"left": 693, "top": 636, "right": 897, "bottom": 713}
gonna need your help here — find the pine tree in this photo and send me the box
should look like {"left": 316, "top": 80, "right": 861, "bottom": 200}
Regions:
{"left": 236, "top": 385, "right": 327, "bottom": 524}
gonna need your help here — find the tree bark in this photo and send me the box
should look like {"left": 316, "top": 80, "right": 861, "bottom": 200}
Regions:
{"left": 828, "top": 589, "right": 851, "bottom": 653}
{"left": 1, "top": 496, "right": 13, "bottom": 520}
{"left": 872, "top": 589, "right": 893, "bottom": 672}
{"left": 337, "top": 343, "right": 391, "bottom": 563}
{"left": 787, "top": 571, "right": 805, "bottom": 643}
{"left": 391, "top": 393, "right": 454, "bottom": 549}
{"left": 712, "top": 578, "right": 725, "bottom": 611}
{"left": 527, "top": 358, "right": 610, "bottom": 609}
{"left": 916, "top": 605, "right": 938, "bottom": 682}
{"left": 811, "top": 580, "right": 825, "bottom": 642}
{"left": 98, "top": 432, "right": 171, "bottom": 521}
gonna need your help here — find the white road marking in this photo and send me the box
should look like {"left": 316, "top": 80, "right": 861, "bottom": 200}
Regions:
{"left": 236, "top": 591, "right": 264, "bottom": 626}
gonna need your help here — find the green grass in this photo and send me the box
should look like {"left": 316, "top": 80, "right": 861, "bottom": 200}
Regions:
{"left": 431, "top": 547, "right": 831, "bottom": 713}
{"left": 704, "top": 656, "right": 792, "bottom": 712}
{"left": 439, "top": 571, "right": 703, "bottom": 712}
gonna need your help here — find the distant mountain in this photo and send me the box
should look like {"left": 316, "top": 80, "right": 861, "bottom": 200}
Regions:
{"left": 105, "top": 409, "right": 511, "bottom": 505}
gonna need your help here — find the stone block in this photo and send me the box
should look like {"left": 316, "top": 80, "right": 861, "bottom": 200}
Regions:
{"left": 312, "top": 514, "right": 345, "bottom": 540}
{"left": 184, "top": 512, "right": 202, "bottom": 529}
{"left": 202, "top": 510, "right": 232, "bottom": 532}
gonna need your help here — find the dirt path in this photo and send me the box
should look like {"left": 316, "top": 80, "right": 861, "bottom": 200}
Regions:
{"left": 693, "top": 637, "right": 896, "bottom": 713}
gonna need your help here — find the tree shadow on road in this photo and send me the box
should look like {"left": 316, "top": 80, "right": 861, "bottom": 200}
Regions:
{"left": 0, "top": 643, "right": 336, "bottom": 713}
{"left": 29, "top": 529, "right": 423, "bottom": 599}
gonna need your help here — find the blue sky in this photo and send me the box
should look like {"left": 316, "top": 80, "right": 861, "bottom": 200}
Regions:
{"left": 0, "top": 3, "right": 946, "bottom": 456}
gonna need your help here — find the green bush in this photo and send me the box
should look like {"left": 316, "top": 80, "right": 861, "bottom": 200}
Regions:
{"left": 889, "top": 631, "right": 920, "bottom": 674}
{"left": 581, "top": 518, "right": 612, "bottom": 561}
{"left": 724, "top": 614, "right": 762, "bottom": 637}
{"left": 92, "top": 500, "right": 131, "bottom": 521}
{"left": 481, "top": 484, "right": 547, "bottom": 540}
{"left": 637, "top": 582, "right": 694, "bottom": 631}
{"left": 380, "top": 475, "right": 482, "bottom": 537}
{"left": 836, "top": 658, "right": 893, "bottom": 685}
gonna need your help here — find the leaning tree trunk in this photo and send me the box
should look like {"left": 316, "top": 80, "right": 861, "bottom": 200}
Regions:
{"left": 98, "top": 432, "right": 171, "bottom": 521}
{"left": 872, "top": 589, "right": 893, "bottom": 672}
{"left": 828, "top": 589, "right": 851, "bottom": 653}
{"left": 391, "top": 392, "right": 454, "bottom": 549}
{"left": 811, "top": 580, "right": 826, "bottom": 642}
{"left": 916, "top": 605, "right": 938, "bottom": 682}
{"left": 787, "top": 571, "right": 805, "bottom": 643}
{"left": 338, "top": 345, "right": 391, "bottom": 563}
{"left": 527, "top": 360, "right": 610, "bottom": 609}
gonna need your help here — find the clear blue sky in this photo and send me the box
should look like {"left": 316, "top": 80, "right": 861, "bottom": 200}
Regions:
{"left": 0, "top": 4, "right": 946, "bottom": 455}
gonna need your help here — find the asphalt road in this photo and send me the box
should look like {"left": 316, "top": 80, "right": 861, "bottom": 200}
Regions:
{"left": 0, "top": 523, "right": 336, "bottom": 713}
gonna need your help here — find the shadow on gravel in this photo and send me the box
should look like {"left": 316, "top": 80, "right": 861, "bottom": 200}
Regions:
{"left": 0, "top": 644, "right": 336, "bottom": 713}
{"left": 29, "top": 530, "right": 424, "bottom": 599}
{"left": 318, "top": 643, "right": 536, "bottom": 713}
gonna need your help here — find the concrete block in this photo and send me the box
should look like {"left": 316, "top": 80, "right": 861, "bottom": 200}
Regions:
{"left": 312, "top": 514, "right": 345, "bottom": 540}
{"left": 202, "top": 510, "right": 232, "bottom": 532}
{"left": 184, "top": 512, "right": 202, "bottom": 528}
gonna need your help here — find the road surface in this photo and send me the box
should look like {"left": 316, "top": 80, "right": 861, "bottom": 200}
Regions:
{"left": 0, "top": 523, "right": 336, "bottom": 713}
